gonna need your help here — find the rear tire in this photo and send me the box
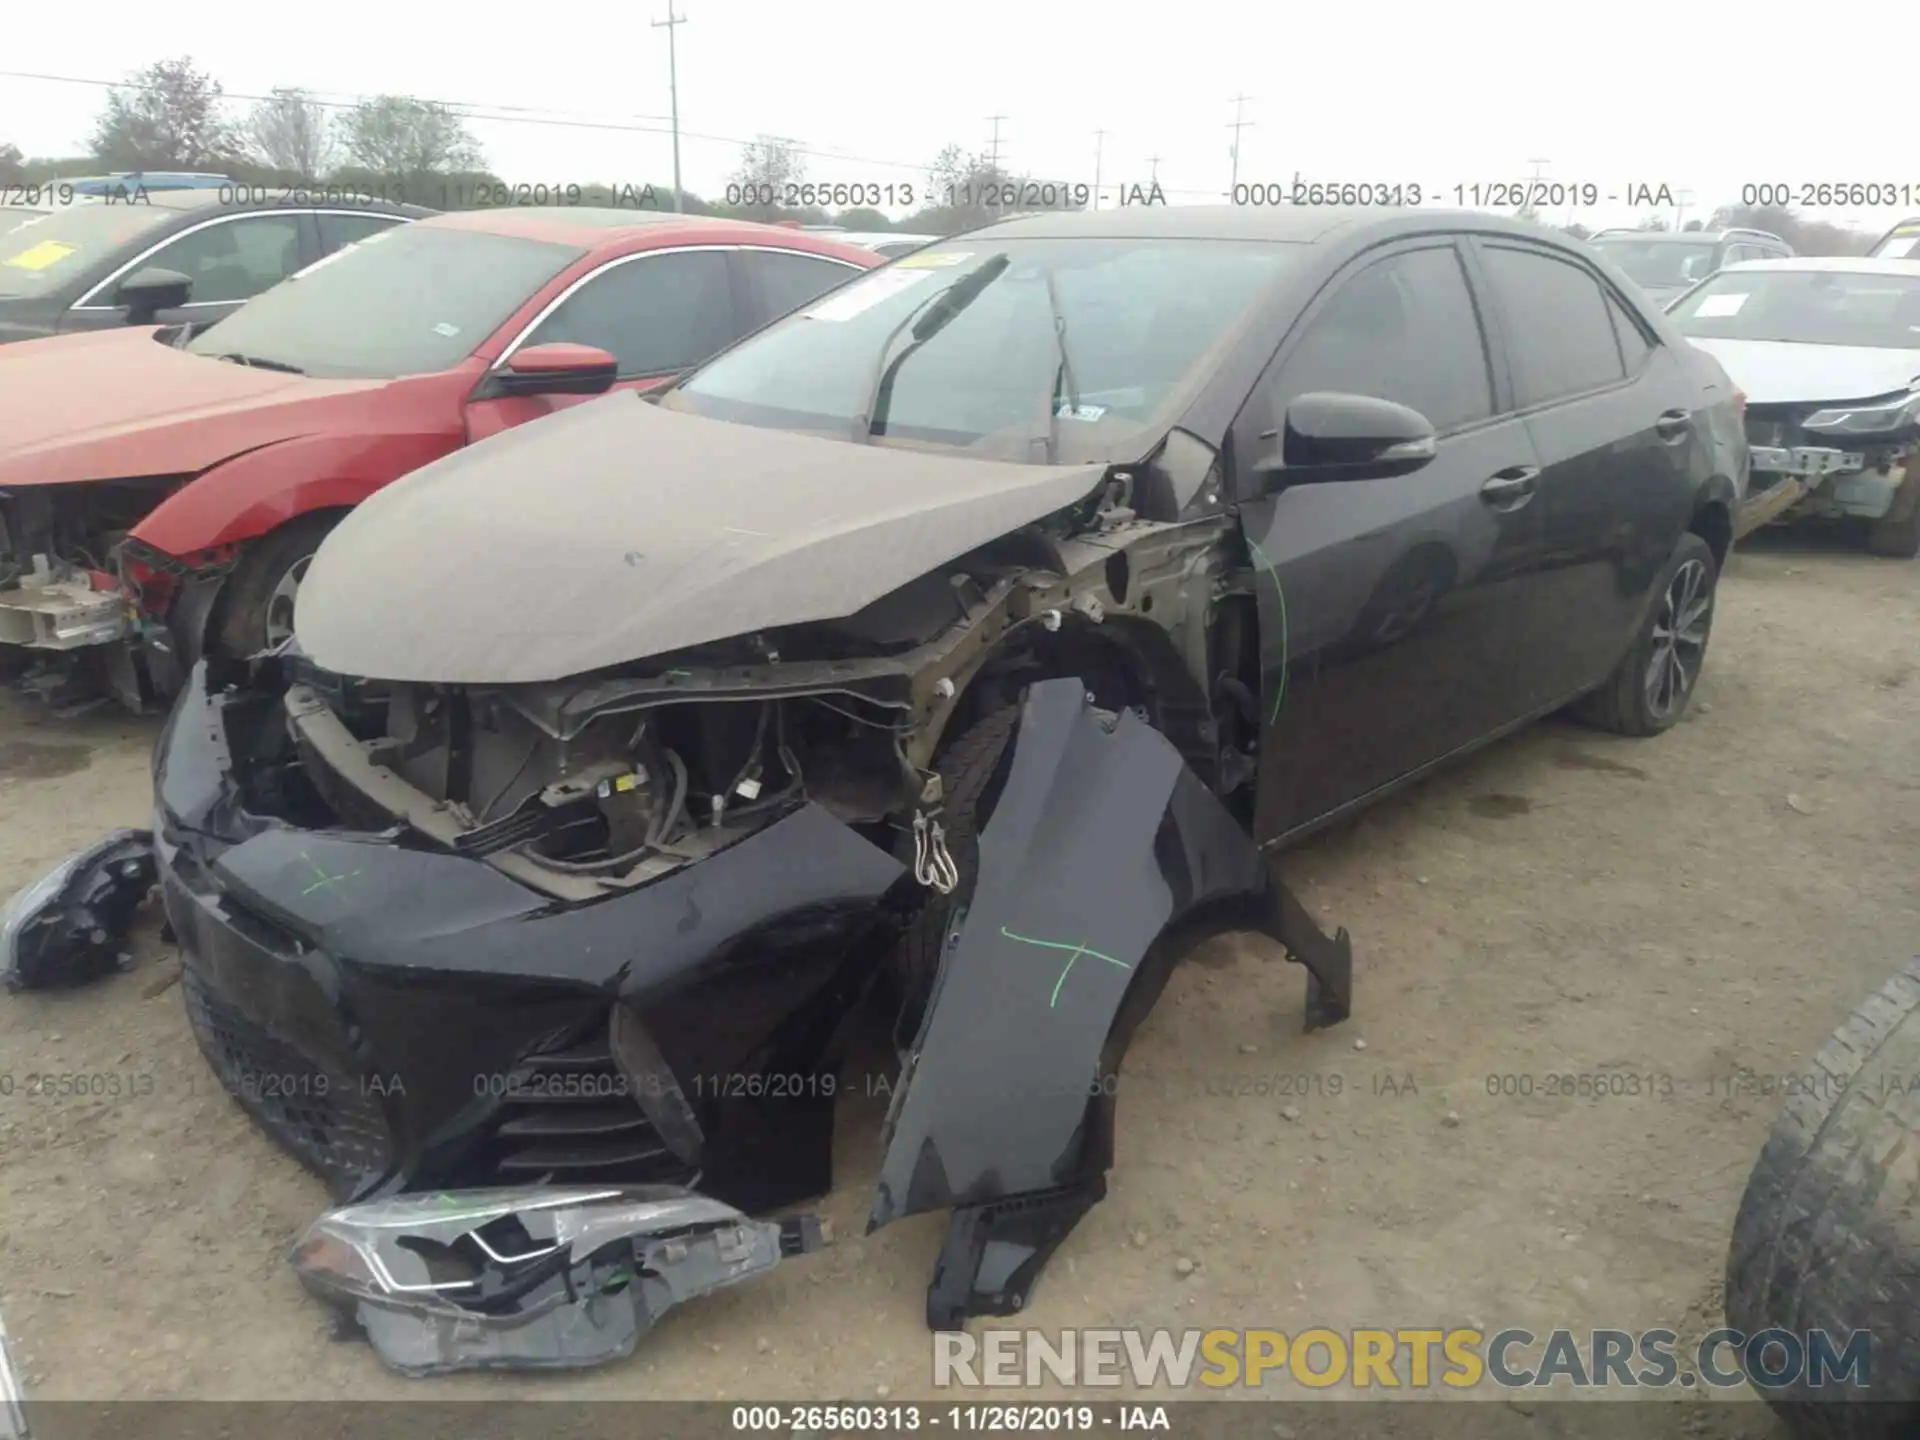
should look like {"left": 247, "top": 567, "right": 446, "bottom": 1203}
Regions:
{"left": 1571, "top": 532, "right": 1716, "bottom": 737}
{"left": 210, "top": 512, "right": 345, "bottom": 660}
{"left": 1725, "top": 957, "right": 1920, "bottom": 1438}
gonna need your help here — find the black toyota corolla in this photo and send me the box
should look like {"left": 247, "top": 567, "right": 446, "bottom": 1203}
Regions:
{"left": 140, "top": 205, "right": 1742, "bottom": 1331}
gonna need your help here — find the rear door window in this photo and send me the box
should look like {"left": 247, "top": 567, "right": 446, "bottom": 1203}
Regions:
{"left": 1478, "top": 244, "right": 1627, "bottom": 408}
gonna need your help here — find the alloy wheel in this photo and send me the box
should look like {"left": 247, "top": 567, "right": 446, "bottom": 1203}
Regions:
{"left": 1644, "top": 558, "right": 1712, "bottom": 722}
{"left": 262, "top": 554, "right": 315, "bottom": 650}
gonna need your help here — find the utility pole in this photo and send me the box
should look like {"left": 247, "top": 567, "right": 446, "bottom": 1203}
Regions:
{"left": 1674, "top": 187, "right": 1695, "bottom": 230}
{"left": 1519, "top": 156, "right": 1549, "bottom": 221}
{"left": 1227, "top": 94, "right": 1253, "bottom": 195}
{"left": 985, "top": 115, "right": 1007, "bottom": 174}
{"left": 1147, "top": 153, "right": 1162, "bottom": 185}
{"left": 652, "top": 1, "right": 686, "bottom": 212}
{"left": 1092, "top": 129, "right": 1105, "bottom": 211}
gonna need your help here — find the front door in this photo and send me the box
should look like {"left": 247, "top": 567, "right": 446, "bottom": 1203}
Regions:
{"left": 1231, "top": 238, "right": 1546, "bottom": 842}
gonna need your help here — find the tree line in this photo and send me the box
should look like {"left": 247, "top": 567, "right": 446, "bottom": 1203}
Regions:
{"left": 0, "top": 57, "right": 1086, "bottom": 236}
{"left": 0, "top": 58, "right": 1890, "bottom": 250}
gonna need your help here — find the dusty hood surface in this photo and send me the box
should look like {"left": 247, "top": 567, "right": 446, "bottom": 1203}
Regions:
{"left": 295, "top": 392, "right": 1111, "bottom": 684}
{"left": 0, "top": 326, "right": 385, "bottom": 486}
{"left": 1685, "top": 337, "right": 1920, "bottom": 406}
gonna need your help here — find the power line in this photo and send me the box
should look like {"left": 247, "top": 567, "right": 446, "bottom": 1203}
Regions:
{"left": 0, "top": 66, "right": 1246, "bottom": 202}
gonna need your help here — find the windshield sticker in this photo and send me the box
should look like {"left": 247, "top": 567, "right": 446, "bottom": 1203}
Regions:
{"left": 1694, "top": 293, "right": 1749, "bottom": 318}
{"left": 1055, "top": 403, "right": 1107, "bottom": 421}
{"left": 433, "top": 322, "right": 461, "bottom": 337}
{"left": 802, "top": 268, "right": 936, "bottom": 322}
{"left": 2, "top": 240, "right": 76, "bottom": 272}
{"left": 893, "top": 250, "right": 973, "bottom": 269}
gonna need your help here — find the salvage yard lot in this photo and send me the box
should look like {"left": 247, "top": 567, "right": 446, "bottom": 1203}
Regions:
{"left": 0, "top": 534, "right": 1915, "bottom": 1424}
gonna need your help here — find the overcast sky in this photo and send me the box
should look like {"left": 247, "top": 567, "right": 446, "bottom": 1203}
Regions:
{"left": 2, "top": 0, "right": 1908, "bottom": 234}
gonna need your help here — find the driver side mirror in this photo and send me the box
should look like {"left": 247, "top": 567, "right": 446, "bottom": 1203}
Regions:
{"left": 486, "top": 342, "right": 619, "bottom": 398}
{"left": 1253, "top": 392, "right": 1438, "bottom": 493}
{"left": 116, "top": 267, "right": 193, "bottom": 325}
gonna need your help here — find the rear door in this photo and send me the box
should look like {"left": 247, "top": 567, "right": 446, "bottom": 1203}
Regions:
{"left": 1467, "top": 238, "right": 1701, "bottom": 706}
{"left": 464, "top": 246, "right": 744, "bottom": 442}
{"left": 1234, "top": 237, "right": 1547, "bottom": 841}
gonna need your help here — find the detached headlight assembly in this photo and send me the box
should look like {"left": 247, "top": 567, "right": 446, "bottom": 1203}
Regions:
{"left": 1803, "top": 389, "right": 1920, "bottom": 436}
{"left": 0, "top": 829, "right": 156, "bottom": 992}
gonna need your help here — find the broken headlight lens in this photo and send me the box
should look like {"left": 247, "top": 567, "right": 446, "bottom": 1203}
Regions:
{"left": 289, "top": 1184, "right": 824, "bottom": 1376}
{"left": 1803, "top": 390, "right": 1920, "bottom": 436}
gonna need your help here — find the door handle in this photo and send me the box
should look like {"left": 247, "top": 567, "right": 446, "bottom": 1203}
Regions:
{"left": 1655, "top": 409, "right": 1692, "bottom": 440}
{"left": 1479, "top": 465, "right": 1539, "bottom": 511}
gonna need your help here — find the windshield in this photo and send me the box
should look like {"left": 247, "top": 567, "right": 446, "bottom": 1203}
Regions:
{"left": 182, "top": 223, "right": 585, "bottom": 378}
{"left": 0, "top": 201, "right": 176, "bottom": 298}
{"left": 665, "top": 238, "right": 1297, "bottom": 462}
{"left": 1589, "top": 238, "right": 1720, "bottom": 289}
{"left": 0, "top": 207, "right": 50, "bottom": 239}
{"left": 1669, "top": 269, "right": 1920, "bottom": 349}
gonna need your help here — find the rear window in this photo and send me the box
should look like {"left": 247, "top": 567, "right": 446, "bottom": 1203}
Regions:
{"left": 0, "top": 200, "right": 176, "bottom": 298}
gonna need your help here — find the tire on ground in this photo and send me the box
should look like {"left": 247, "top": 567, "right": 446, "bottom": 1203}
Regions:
{"left": 210, "top": 511, "right": 346, "bottom": 660}
{"left": 1570, "top": 530, "right": 1717, "bottom": 738}
{"left": 1724, "top": 956, "right": 1920, "bottom": 1439}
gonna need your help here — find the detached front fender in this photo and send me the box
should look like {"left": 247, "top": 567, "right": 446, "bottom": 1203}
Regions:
{"left": 869, "top": 678, "right": 1352, "bottom": 1329}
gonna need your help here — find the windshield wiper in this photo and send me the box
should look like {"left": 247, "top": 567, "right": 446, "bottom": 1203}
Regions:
{"left": 212, "top": 352, "right": 305, "bottom": 374}
{"left": 853, "top": 252, "right": 1010, "bottom": 444}
{"left": 1040, "top": 264, "right": 1081, "bottom": 464}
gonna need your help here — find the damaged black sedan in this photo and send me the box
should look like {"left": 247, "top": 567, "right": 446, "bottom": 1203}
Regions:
{"left": 149, "top": 207, "right": 1737, "bottom": 1331}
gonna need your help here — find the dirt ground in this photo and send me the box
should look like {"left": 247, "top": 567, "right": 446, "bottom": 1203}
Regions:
{"left": 0, "top": 530, "right": 1915, "bottom": 1428}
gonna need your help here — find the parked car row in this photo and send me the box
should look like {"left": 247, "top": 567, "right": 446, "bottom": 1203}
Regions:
{"left": 5, "top": 203, "right": 1753, "bottom": 1355}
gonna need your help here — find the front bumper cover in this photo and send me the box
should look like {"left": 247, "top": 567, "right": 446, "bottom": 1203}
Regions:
{"left": 155, "top": 664, "right": 1352, "bottom": 1331}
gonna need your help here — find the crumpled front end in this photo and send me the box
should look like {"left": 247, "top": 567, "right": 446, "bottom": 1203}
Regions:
{"left": 153, "top": 654, "right": 913, "bottom": 1212}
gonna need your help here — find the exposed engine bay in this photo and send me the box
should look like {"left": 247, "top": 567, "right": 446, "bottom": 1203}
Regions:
{"left": 276, "top": 494, "right": 1259, "bottom": 903}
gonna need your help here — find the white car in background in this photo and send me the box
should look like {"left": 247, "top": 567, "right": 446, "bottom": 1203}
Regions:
{"left": 1667, "top": 256, "right": 1920, "bottom": 557}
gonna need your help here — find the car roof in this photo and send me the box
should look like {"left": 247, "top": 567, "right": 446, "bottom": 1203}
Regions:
{"left": 1716, "top": 255, "right": 1920, "bottom": 276}
{"left": 950, "top": 204, "right": 1597, "bottom": 248}
{"left": 418, "top": 206, "right": 879, "bottom": 261}
{"left": 838, "top": 231, "right": 940, "bottom": 245}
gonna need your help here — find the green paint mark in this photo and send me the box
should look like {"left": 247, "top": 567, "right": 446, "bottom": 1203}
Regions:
{"left": 1247, "top": 538, "right": 1291, "bottom": 725}
{"left": 298, "top": 851, "right": 362, "bottom": 897}
{"left": 1000, "top": 925, "right": 1133, "bottom": 1008}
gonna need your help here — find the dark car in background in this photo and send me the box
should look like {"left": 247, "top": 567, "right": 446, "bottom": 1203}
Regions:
{"left": 0, "top": 190, "right": 431, "bottom": 345}
{"left": 150, "top": 206, "right": 1741, "bottom": 1333}
{"left": 1588, "top": 227, "right": 1794, "bottom": 307}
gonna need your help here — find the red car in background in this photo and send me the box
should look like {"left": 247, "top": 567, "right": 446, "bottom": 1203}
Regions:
{"left": 0, "top": 209, "right": 880, "bottom": 711}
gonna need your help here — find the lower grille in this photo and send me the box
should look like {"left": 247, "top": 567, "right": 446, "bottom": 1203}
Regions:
{"left": 182, "top": 965, "right": 395, "bottom": 1196}
{"left": 479, "top": 1027, "right": 694, "bottom": 1186}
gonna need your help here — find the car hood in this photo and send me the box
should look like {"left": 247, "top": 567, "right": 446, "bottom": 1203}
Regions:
{"left": 1683, "top": 337, "right": 1920, "bottom": 406}
{"left": 0, "top": 326, "right": 388, "bottom": 486}
{"left": 294, "top": 391, "right": 1112, "bottom": 685}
